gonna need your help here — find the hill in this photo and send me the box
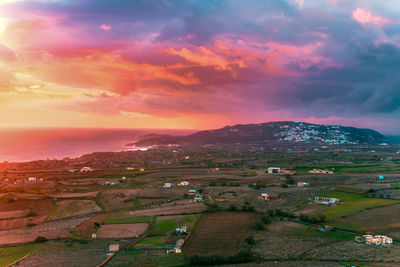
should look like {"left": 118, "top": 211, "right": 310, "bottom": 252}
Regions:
{"left": 132, "top": 121, "right": 388, "bottom": 146}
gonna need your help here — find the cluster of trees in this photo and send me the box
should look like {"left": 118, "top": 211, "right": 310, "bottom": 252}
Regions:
{"left": 299, "top": 214, "right": 326, "bottom": 223}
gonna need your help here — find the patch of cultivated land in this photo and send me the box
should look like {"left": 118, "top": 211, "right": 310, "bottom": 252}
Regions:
{"left": 96, "top": 223, "right": 149, "bottom": 238}
{"left": 0, "top": 199, "right": 53, "bottom": 231}
{"left": 13, "top": 251, "right": 110, "bottom": 267}
{"left": 183, "top": 212, "right": 260, "bottom": 258}
{"left": 332, "top": 203, "right": 400, "bottom": 231}
{"left": 0, "top": 215, "right": 92, "bottom": 236}
{"left": 97, "top": 189, "right": 142, "bottom": 211}
{"left": 129, "top": 201, "right": 206, "bottom": 216}
{"left": 0, "top": 229, "right": 71, "bottom": 246}
{"left": 74, "top": 213, "right": 111, "bottom": 238}
{"left": 253, "top": 221, "right": 400, "bottom": 263}
{"left": 48, "top": 191, "right": 99, "bottom": 198}
{"left": 316, "top": 191, "right": 399, "bottom": 221}
{"left": 49, "top": 200, "right": 101, "bottom": 220}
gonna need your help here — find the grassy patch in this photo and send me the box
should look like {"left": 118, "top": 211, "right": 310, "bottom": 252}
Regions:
{"left": 0, "top": 244, "right": 37, "bottom": 267}
{"left": 286, "top": 226, "right": 354, "bottom": 241}
{"left": 392, "top": 183, "right": 400, "bottom": 189}
{"left": 153, "top": 220, "right": 180, "bottom": 233}
{"left": 315, "top": 191, "right": 398, "bottom": 221}
{"left": 103, "top": 211, "right": 153, "bottom": 224}
{"left": 135, "top": 236, "right": 166, "bottom": 247}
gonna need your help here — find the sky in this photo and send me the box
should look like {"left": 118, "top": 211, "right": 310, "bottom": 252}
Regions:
{"left": 1, "top": 0, "right": 400, "bottom": 133}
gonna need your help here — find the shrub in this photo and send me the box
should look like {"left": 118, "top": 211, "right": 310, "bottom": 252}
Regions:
{"left": 245, "top": 236, "right": 255, "bottom": 245}
{"left": 267, "top": 210, "right": 274, "bottom": 217}
{"left": 34, "top": 236, "right": 48, "bottom": 243}
{"left": 253, "top": 222, "right": 265, "bottom": 231}
{"left": 228, "top": 205, "right": 237, "bottom": 211}
{"left": 261, "top": 215, "right": 271, "bottom": 224}
{"left": 26, "top": 210, "right": 37, "bottom": 217}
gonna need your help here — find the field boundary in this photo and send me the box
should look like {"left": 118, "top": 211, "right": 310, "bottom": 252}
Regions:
{"left": 6, "top": 253, "right": 31, "bottom": 267}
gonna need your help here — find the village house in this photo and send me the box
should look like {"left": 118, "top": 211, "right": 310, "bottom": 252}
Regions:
{"left": 315, "top": 197, "right": 339, "bottom": 204}
{"left": 267, "top": 167, "right": 280, "bottom": 174}
{"left": 356, "top": 235, "right": 393, "bottom": 246}
{"left": 163, "top": 183, "right": 172, "bottom": 188}
{"left": 178, "top": 181, "right": 189, "bottom": 186}
{"left": 109, "top": 244, "right": 119, "bottom": 252}
{"left": 28, "top": 177, "right": 36, "bottom": 182}
{"left": 194, "top": 194, "right": 203, "bottom": 202}
{"left": 188, "top": 189, "right": 197, "bottom": 196}
{"left": 80, "top": 166, "right": 93, "bottom": 173}
{"left": 309, "top": 169, "right": 333, "bottom": 174}
{"left": 175, "top": 225, "right": 187, "bottom": 234}
{"left": 298, "top": 182, "right": 310, "bottom": 187}
{"left": 260, "top": 193, "right": 270, "bottom": 200}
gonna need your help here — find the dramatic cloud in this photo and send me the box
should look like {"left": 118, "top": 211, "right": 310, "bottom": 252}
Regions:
{"left": 0, "top": 0, "right": 399, "bottom": 132}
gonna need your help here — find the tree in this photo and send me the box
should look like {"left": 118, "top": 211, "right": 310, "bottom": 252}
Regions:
{"left": 245, "top": 236, "right": 255, "bottom": 245}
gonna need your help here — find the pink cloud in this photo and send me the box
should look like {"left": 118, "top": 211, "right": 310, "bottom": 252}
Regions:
{"left": 99, "top": 24, "right": 112, "bottom": 31}
{"left": 352, "top": 8, "right": 390, "bottom": 26}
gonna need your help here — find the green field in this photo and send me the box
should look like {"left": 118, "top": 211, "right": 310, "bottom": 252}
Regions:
{"left": 392, "top": 183, "right": 400, "bottom": 189}
{"left": 153, "top": 215, "right": 200, "bottom": 233}
{"left": 315, "top": 191, "right": 399, "bottom": 221}
{"left": 0, "top": 245, "right": 34, "bottom": 267}
{"left": 135, "top": 236, "right": 166, "bottom": 247}
{"left": 103, "top": 211, "right": 154, "bottom": 224}
{"left": 153, "top": 219, "right": 181, "bottom": 233}
{"left": 286, "top": 226, "right": 354, "bottom": 241}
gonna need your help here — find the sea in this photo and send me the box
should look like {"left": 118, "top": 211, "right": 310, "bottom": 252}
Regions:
{"left": 0, "top": 128, "right": 196, "bottom": 162}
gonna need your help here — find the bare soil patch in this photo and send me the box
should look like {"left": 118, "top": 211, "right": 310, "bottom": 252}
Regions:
{"left": 74, "top": 213, "right": 111, "bottom": 238}
{"left": 49, "top": 200, "right": 101, "bottom": 220}
{"left": 0, "top": 229, "right": 71, "bottom": 245}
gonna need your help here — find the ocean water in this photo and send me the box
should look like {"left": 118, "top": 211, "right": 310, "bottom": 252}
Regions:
{"left": 0, "top": 128, "right": 196, "bottom": 162}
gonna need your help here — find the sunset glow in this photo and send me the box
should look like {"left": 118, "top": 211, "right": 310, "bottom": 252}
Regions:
{"left": 1, "top": 0, "right": 400, "bottom": 132}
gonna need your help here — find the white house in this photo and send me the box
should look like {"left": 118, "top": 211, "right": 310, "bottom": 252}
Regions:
{"left": 109, "top": 244, "right": 119, "bottom": 252}
{"left": 363, "top": 235, "right": 392, "bottom": 246}
{"left": 188, "top": 189, "right": 197, "bottom": 196}
{"left": 267, "top": 167, "right": 280, "bottom": 174}
{"left": 28, "top": 177, "right": 37, "bottom": 182}
{"left": 315, "top": 197, "right": 339, "bottom": 204}
{"left": 163, "top": 183, "right": 172, "bottom": 188}
{"left": 298, "top": 182, "right": 309, "bottom": 187}
{"left": 260, "top": 193, "right": 270, "bottom": 200}
{"left": 80, "top": 167, "right": 93, "bottom": 172}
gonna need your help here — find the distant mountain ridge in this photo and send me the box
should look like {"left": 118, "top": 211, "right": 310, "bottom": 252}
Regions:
{"left": 132, "top": 121, "right": 388, "bottom": 146}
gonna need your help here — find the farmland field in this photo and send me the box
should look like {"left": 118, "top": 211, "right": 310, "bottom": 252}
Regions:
{"left": 183, "top": 212, "right": 260, "bottom": 258}
{"left": 332, "top": 203, "right": 400, "bottom": 231}
{"left": 48, "top": 200, "right": 101, "bottom": 220}
{"left": 96, "top": 223, "right": 149, "bottom": 238}
{"left": 153, "top": 214, "right": 199, "bottom": 233}
{"left": 315, "top": 191, "right": 399, "bottom": 221}
{"left": 0, "top": 199, "right": 53, "bottom": 231}
{"left": 128, "top": 201, "right": 206, "bottom": 216}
